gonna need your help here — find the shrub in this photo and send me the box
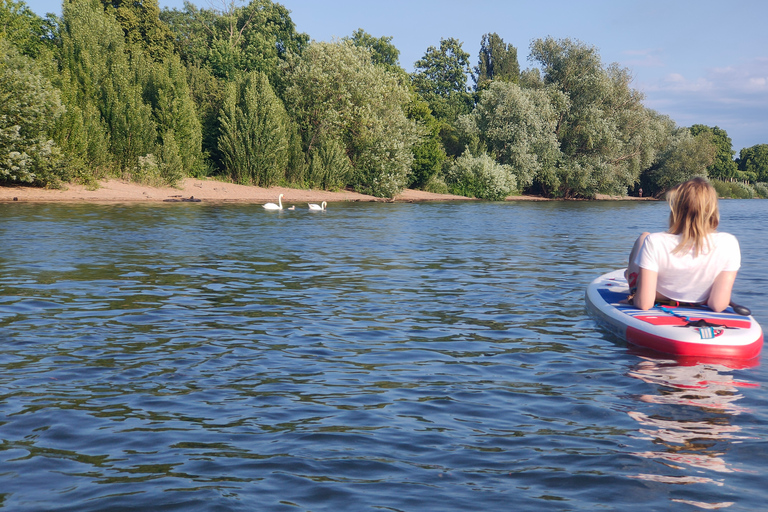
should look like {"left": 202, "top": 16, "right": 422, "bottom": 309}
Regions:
{"left": 445, "top": 151, "right": 516, "bottom": 200}
{"left": 712, "top": 179, "right": 755, "bottom": 199}
{"left": 0, "top": 39, "right": 65, "bottom": 186}
{"left": 752, "top": 182, "right": 768, "bottom": 199}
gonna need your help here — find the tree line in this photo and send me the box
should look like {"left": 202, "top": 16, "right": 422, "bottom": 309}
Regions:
{"left": 2, "top": 0, "right": 767, "bottom": 199}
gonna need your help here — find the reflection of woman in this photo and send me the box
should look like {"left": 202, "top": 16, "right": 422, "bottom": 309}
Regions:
{"left": 625, "top": 178, "right": 741, "bottom": 312}
{"left": 627, "top": 358, "right": 754, "bottom": 480}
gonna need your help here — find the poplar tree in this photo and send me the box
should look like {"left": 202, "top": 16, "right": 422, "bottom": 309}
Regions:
{"left": 142, "top": 53, "right": 204, "bottom": 177}
{"left": 100, "top": 0, "right": 174, "bottom": 61}
{"left": 59, "top": 0, "right": 156, "bottom": 174}
{"left": 218, "top": 71, "right": 289, "bottom": 186}
{"left": 473, "top": 33, "right": 519, "bottom": 91}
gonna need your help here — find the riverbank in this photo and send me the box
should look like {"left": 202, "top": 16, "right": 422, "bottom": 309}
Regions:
{"left": 0, "top": 177, "right": 650, "bottom": 203}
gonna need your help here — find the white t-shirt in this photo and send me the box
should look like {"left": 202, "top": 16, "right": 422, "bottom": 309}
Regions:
{"left": 635, "top": 231, "right": 741, "bottom": 303}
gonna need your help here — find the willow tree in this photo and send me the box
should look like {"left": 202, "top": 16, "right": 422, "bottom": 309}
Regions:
{"left": 218, "top": 70, "right": 289, "bottom": 186}
{"left": 528, "top": 37, "right": 664, "bottom": 198}
{"left": 283, "top": 41, "right": 421, "bottom": 197}
{"left": 460, "top": 80, "right": 562, "bottom": 194}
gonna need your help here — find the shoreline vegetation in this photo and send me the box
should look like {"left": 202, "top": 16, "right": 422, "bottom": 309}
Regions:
{"left": 0, "top": 178, "right": 653, "bottom": 204}
{"left": 4, "top": 0, "right": 765, "bottom": 201}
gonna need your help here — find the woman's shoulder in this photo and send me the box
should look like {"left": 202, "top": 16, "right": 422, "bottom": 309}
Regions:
{"left": 713, "top": 231, "right": 740, "bottom": 245}
{"left": 646, "top": 231, "right": 679, "bottom": 243}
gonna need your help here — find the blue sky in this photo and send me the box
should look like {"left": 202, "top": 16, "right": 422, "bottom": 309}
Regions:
{"left": 25, "top": 0, "right": 768, "bottom": 153}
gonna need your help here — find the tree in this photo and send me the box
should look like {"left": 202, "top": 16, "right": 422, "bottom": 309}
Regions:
{"left": 527, "top": 37, "right": 665, "bottom": 197}
{"left": 460, "top": 80, "right": 561, "bottom": 193}
{"left": 689, "top": 124, "right": 738, "bottom": 180}
{"left": 59, "top": 0, "right": 156, "bottom": 174}
{"left": 407, "top": 95, "right": 446, "bottom": 189}
{"left": 100, "top": 0, "right": 174, "bottom": 60}
{"left": 411, "top": 37, "right": 473, "bottom": 123}
{"left": 644, "top": 128, "right": 716, "bottom": 195}
{"left": 444, "top": 151, "right": 516, "bottom": 200}
{"left": 473, "top": 32, "right": 519, "bottom": 91}
{"left": 0, "top": 38, "right": 65, "bottom": 185}
{"left": 737, "top": 144, "right": 768, "bottom": 182}
{"left": 0, "top": 0, "right": 57, "bottom": 58}
{"left": 160, "top": 0, "right": 308, "bottom": 86}
{"left": 141, "top": 52, "right": 204, "bottom": 176}
{"left": 283, "top": 41, "right": 421, "bottom": 197}
{"left": 344, "top": 28, "right": 401, "bottom": 71}
{"left": 218, "top": 70, "right": 289, "bottom": 186}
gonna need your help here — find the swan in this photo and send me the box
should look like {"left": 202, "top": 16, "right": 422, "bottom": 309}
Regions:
{"left": 263, "top": 194, "right": 284, "bottom": 210}
{"left": 308, "top": 201, "right": 326, "bottom": 211}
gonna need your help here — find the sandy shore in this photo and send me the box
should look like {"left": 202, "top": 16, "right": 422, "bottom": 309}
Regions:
{"left": 0, "top": 177, "right": 648, "bottom": 203}
{"left": 0, "top": 178, "right": 473, "bottom": 204}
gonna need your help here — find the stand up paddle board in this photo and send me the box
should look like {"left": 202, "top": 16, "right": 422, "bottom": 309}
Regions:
{"left": 586, "top": 269, "right": 763, "bottom": 359}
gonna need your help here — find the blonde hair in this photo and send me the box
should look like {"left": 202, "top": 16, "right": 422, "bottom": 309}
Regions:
{"left": 666, "top": 177, "right": 719, "bottom": 256}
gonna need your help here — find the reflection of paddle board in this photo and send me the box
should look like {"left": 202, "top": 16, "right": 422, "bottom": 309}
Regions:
{"left": 586, "top": 269, "right": 763, "bottom": 359}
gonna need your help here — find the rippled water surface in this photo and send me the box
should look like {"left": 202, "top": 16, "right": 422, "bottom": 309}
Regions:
{"left": 1, "top": 199, "right": 768, "bottom": 511}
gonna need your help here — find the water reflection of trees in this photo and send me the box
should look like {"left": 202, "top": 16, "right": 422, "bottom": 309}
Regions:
{"left": 626, "top": 357, "right": 759, "bottom": 508}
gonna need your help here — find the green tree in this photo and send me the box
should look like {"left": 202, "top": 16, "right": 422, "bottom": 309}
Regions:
{"left": 527, "top": 37, "right": 664, "bottom": 197}
{"left": 218, "top": 70, "right": 289, "bottom": 186}
{"left": 407, "top": 94, "right": 446, "bottom": 189}
{"left": 737, "top": 144, "right": 768, "bottom": 182}
{"left": 689, "top": 124, "right": 738, "bottom": 180}
{"left": 100, "top": 0, "right": 173, "bottom": 60}
{"left": 184, "top": 62, "right": 226, "bottom": 171}
{"left": 473, "top": 32, "right": 519, "bottom": 91}
{"left": 141, "top": 52, "right": 204, "bottom": 176}
{"left": 283, "top": 41, "right": 420, "bottom": 197}
{"left": 344, "top": 28, "right": 401, "bottom": 71}
{"left": 0, "top": 0, "right": 57, "bottom": 58}
{"left": 161, "top": 0, "right": 308, "bottom": 86}
{"left": 59, "top": 0, "right": 156, "bottom": 174}
{"left": 460, "top": 80, "right": 561, "bottom": 193}
{"left": 444, "top": 151, "right": 515, "bottom": 200}
{"left": 644, "top": 128, "right": 716, "bottom": 195}
{"left": 0, "top": 38, "right": 65, "bottom": 185}
{"left": 411, "top": 37, "right": 473, "bottom": 123}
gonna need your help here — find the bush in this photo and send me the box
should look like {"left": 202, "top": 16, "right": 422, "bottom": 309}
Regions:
{"left": 712, "top": 179, "right": 755, "bottom": 199}
{"left": 752, "top": 182, "right": 768, "bottom": 199}
{"left": 444, "top": 151, "right": 516, "bottom": 200}
{"left": 0, "top": 39, "right": 65, "bottom": 186}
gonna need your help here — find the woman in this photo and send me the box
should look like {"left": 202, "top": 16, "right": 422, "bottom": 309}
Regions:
{"left": 625, "top": 177, "right": 740, "bottom": 312}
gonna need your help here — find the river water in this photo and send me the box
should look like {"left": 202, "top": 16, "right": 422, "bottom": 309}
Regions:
{"left": 1, "top": 199, "right": 767, "bottom": 511}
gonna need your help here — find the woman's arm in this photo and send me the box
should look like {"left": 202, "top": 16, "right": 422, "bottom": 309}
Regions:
{"left": 633, "top": 267, "right": 658, "bottom": 310}
{"left": 707, "top": 270, "right": 738, "bottom": 312}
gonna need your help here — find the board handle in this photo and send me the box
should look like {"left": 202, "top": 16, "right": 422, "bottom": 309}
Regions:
{"left": 730, "top": 302, "right": 751, "bottom": 316}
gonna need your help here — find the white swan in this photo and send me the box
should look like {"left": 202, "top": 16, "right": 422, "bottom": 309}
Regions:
{"left": 263, "top": 194, "right": 284, "bottom": 210}
{"left": 308, "top": 201, "right": 326, "bottom": 211}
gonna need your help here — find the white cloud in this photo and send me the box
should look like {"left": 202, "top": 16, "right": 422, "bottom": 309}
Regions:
{"left": 638, "top": 57, "right": 768, "bottom": 150}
